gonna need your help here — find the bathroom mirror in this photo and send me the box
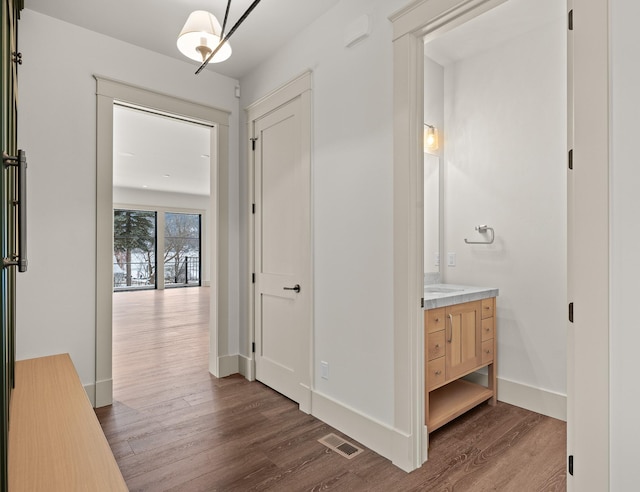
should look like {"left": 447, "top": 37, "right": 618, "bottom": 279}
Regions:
{"left": 424, "top": 55, "right": 444, "bottom": 283}
{"left": 424, "top": 153, "right": 440, "bottom": 282}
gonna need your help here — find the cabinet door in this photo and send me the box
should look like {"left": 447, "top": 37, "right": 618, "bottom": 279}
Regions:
{"left": 445, "top": 300, "right": 482, "bottom": 380}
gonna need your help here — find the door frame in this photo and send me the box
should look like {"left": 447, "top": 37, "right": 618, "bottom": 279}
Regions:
{"left": 389, "top": 0, "right": 610, "bottom": 484}
{"left": 95, "top": 76, "right": 231, "bottom": 407}
{"left": 245, "top": 71, "right": 313, "bottom": 411}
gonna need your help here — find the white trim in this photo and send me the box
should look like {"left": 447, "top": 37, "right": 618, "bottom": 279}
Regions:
{"left": 390, "top": 0, "right": 507, "bottom": 40}
{"left": 464, "top": 373, "right": 567, "bottom": 422}
{"left": 245, "top": 71, "right": 313, "bottom": 116}
{"left": 238, "top": 354, "right": 254, "bottom": 380}
{"left": 93, "top": 379, "right": 111, "bottom": 408}
{"left": 568, "top": 1, "right": 610, "bottom": 489}
{"left": 96, "top": 76, "right": 229, "bottom": 125}
{"left": 311, "top": 391, "right": 414, "bottom": 472}
{"left": 83, "top": 383, "right": 97, "bottom": 407}
{"left": 94, "top": 76, "right": 230, "bottom": 407}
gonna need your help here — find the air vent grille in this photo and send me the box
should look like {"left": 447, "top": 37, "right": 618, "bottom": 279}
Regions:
{"left": 318, "top": 433, "right": 364, "bottom": 459}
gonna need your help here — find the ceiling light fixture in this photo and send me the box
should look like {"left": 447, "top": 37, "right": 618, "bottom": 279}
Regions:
{"left": 177, "top": 11, "right": 232, "bottom": 64}
{"left": 177, "top": 0, "right": 263, "bottom": 75}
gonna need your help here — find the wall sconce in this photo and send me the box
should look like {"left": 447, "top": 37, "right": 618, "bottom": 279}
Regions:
{"left": 424, "top": 124, "right": 439, "bottom": 152}
{"left": 177, "top": 10, "right": 232, "bottom": 64}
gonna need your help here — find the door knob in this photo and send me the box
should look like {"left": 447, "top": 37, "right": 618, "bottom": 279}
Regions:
{"left": 283, "top": 284, "right": 301, "bottom": 293}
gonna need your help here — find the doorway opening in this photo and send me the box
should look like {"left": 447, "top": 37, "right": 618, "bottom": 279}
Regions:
{"left": 95, "top": 77, "right": 231, "bottom": 407}
{"left": 110, "top": 104, "right": 212, "bottom": 402}
{"left": 391, "top": 0, "right": 610, "bottom": 482}
{"left": 421, "top": 0, "right": 567, "bottom": 468}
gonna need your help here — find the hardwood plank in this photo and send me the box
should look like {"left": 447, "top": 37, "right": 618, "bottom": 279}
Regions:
{"left": 99, "top": 287, "right": 567, "bottom": 491}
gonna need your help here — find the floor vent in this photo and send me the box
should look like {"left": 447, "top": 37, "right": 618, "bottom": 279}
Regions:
{"left": 318, "top": 433, "right": 364, "bottom": 459}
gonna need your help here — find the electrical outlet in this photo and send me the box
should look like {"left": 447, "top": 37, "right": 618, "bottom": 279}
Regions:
{"left": 435, "top": 253, "right": 440, "bottom": 266}
{"left": 447, "top": 252, "right": 456, "bottom": 267}
{"left": 320, "top": 361, "right": 329, "bottom": 380}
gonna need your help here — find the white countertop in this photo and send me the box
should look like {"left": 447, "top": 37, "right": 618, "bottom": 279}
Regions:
{"left": 423, "top": 283, "right": 499, "bottom": 309}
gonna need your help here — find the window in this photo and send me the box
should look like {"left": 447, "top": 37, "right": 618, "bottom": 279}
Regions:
{"left": 113, "top": 209, "right": 157, "bottom": 290}
{"left": 164, "top": 213, "right": 201, "bottom": 287}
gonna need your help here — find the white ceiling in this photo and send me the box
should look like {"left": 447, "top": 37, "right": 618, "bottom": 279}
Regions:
{"left": 24, "top": 0, "right": 341, "bottom": 196}
{"left": 24, "top": 0, "right": 340, "bottom": 80}
{"left": 113, "top": 105, "right": 211, "bottom": 196}
{"left": 29, "top": 0, "right": 561, "bottom": 196}
{"left": 424, "top": 0, "right": 561, "bottom": 66}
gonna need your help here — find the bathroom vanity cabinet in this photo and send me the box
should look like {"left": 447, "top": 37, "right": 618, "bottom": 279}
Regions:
{"left": 424, "top": 293, "right": 497, "bottom": 432}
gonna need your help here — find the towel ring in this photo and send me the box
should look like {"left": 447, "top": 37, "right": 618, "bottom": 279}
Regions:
{"left": 464, "top": 225, "right": 495, "bottom": 245}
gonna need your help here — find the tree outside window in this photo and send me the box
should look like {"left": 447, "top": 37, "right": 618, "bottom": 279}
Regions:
{"left": 113, "top": 210, "right": 156, "bottom": 289}
{"left": 164, "top": 213, "right": 200, "bottom": 286}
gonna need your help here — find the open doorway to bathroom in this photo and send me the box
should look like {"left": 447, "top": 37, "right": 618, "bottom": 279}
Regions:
{"left": 422, "top": 0, "right": 567, "bottom": 422}
{"left": 392, "top": 0, "right": 609, "bottom": 484}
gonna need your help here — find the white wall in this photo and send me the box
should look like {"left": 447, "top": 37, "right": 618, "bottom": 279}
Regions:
{"left": 441, "top": 18, "right": 567, "bottom": 398}
{"left": 113, "top": 186, "right": 211, "bottom": 284}
{"left": 610, "top": 0, "right": 640, "bottom": 488}
{"left": 16, "top": 10, "right": 241, "bottom": 387}
{"left": 239, "top": 0, "right": 407, "bottom": 425}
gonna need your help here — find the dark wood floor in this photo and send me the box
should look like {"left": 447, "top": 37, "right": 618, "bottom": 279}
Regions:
{"left": 97, "top": 287, "right": 566, "bottom": 491}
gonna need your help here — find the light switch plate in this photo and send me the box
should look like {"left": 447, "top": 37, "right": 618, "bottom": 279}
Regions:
{"left": 447, "top": 253, "right": 456, "bottom": 267}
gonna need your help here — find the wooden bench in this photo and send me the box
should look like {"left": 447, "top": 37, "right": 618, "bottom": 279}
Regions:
{"left": 8, "top": 354, "right": 127, "bottom": 491}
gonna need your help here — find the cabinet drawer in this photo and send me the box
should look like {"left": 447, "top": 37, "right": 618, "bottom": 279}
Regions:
{"left": 481, "top": 317, "right": 494, "bottom": 341}
{"left": 427, "top": 357, "right": 445, "bottom": 390}
{"left": 425, "top": 308, "right": 446, "bottom": 334}
{"left": 481, "top": 298, "right": 495, "bottom": 319}
{"left": 427, "top": 330, "right": 445, "bottom": 361}
{"left": 481, "top": 339, "right": 494, "bottom": 364}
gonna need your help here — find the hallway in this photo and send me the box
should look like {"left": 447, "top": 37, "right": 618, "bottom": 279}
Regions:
{"left": 96, "top": 287, "right": 566, "bottom": 491}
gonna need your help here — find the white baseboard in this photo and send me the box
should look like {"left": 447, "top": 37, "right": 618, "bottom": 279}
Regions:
{"left": 311, "top": 390, "right": 413, "bottom": 471}
{"left": 464, "top": 372, "right": 567, "bottom": 421}
{"left": 84, "top": 383, "right": 96, "bottom": 407}
{"left": 238, "top": 354, "right": 254, "bottom": 380}
{"left": 94, "top": 378, "right": 113, "bottom": 408}
{"left": 217, "top": 354, "right": 239, "bottom": 377}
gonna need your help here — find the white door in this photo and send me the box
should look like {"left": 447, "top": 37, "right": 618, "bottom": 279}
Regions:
{"left": 251, "top": 78, "right": 311, "bottom": 412}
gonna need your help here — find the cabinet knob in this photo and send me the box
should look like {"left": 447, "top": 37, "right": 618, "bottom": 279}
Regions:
{"left": 435, "top": 370, "right": 442, "bottom": 376}
{"left": 485, "top": 349, "right": 491, "bottom": 354}
{"left": 435, "top": 344, "right": 440, "bottom": 348}
{"left": 434, "top": 318, "right": 439, "bottom": 322}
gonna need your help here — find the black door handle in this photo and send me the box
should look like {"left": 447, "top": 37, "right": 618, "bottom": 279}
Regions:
{"left": 283, "top": 284, "right": 301, "bottom": 293}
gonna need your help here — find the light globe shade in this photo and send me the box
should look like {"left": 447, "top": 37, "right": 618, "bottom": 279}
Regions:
{"left": 424, "top": 125, "right": 439, "bottom": 152}
{"left": 177, "top": 10, "right": 232, "bottom": 64}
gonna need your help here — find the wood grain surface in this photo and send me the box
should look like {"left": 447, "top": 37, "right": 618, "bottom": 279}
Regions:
{"left": 99, "top": 287, "right": 566, "bottom": 491}
{"left": 9, "top": 354, "right": 127, "bottom": 491}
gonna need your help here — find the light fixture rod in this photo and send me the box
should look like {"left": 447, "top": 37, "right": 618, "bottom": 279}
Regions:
{"left": 195, "top": 0, "right": 263, "bottom": 74}
{"left": 221, "top": 0, "right": 231, "bottom": 38}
